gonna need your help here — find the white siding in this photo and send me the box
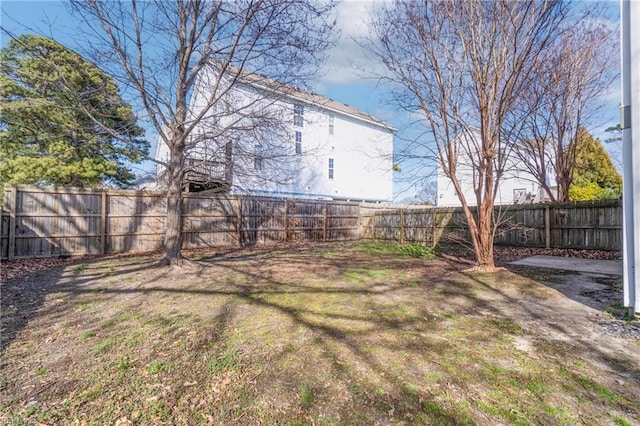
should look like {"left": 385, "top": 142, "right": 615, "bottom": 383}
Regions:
{"left": 436, "top": 131, "right": 556, "bottom": 207}
{"left": 156, "top": 71, "right": 394, "bottom": 202}
{"left": 437, "top": 168, "right": 543, "bottom": 207}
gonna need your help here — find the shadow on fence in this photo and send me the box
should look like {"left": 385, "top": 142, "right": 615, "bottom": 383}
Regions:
{"left": 1, "top": 186, "right": 361, "bottom": 260}
{"left": 359, "top": 200, "right": 621, "bottom": 251}
{"left": 0, "top": 185, "right": 621, "bottom": 260}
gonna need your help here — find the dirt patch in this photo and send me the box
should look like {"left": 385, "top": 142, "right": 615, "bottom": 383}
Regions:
{"left": 510, "top": 264, "right": 640, "bottom": 341}
{"left": 1, "top": 242, "right": 638, "bottom": 425}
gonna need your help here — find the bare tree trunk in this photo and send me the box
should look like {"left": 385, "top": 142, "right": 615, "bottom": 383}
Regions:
{"left": 457, "top": 203, "right": 495, "bottom": 271}
{"left": 556, "top": 170, "right": 572, "bottom": 203}
{"left": 543, "top": 185, "right": 558, "bottom": 203}
{"left": 162, "top": 145, "right": 185, "bottom": 266}
{"left": 452, "top": 175, "right": 496, "bottom": 271}
{"left": 477, "top": 201, "right": 495, "bottom": 271}
{"left": 478, "top": 123, "right": 496, "bottom": 270}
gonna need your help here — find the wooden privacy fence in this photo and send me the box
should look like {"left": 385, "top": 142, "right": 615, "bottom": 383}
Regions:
{"left": 360, "top": 200, "right": 622, "bottom": 251}
{"left": 0, "top": 186, "right": 622, "bottom": 260}
{"left": 0, "top": 185, "right": 359, "bottom": 260}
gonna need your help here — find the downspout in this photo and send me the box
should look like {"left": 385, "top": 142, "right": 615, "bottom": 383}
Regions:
{"left": 621, "top": 0, "right": 640, "bottom": 315}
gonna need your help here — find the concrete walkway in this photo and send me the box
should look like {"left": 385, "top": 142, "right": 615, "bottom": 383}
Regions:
{"left": 510, "top": 255, "right": 623, "bottom": 276}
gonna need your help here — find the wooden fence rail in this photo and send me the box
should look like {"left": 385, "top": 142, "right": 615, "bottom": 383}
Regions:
{"left": 0, "top": 186, "right": 622, "bottom": 260}
{"left": 359, "top": 200, "right": 622, "bottom": 251}
{"left": 0, "top": 186, "right": 359, "bottom": 260}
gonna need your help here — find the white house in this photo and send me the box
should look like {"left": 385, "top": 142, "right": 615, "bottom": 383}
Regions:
{"left": 436, "top": 130, "right": 556, "bottom": 207}
{"left": 155, "top": 66, "right": 395, "bottom": 203}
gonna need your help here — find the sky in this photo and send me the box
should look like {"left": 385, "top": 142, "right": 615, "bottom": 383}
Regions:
{"left": 0, "top": 0, "right": 623, "bottom": 202}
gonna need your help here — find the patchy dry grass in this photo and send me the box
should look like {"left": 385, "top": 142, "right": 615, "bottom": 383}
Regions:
{"left": 1, "top": 242, "right": 638, "bottom": 425}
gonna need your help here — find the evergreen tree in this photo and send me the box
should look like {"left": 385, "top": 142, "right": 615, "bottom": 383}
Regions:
{"left": 569, "top": 129, "right": 622, "bottom": 201}
{"left": 0, "top": 34, "right": 148, "bottom": 188}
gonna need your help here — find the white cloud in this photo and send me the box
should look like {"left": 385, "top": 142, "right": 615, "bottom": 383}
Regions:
{"left": 318, "top": 0, "right": 388, "bottom": 86}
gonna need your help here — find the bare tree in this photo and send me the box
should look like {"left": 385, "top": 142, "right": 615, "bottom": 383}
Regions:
{"left": 70, "top": 0, "right": 336, "bottom": 266}
{"left": 369, "top": 0, "right": 567, "bottom": 271}
{"left": 510, "top": 13, "right": 617, "bottom": 202}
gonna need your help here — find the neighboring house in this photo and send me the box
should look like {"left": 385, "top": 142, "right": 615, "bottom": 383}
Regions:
{"left": 436, "top": 130, "right": 557, "bottom": 207}
{"left": 155, "top": 66, "right": 395, "bottom": 203}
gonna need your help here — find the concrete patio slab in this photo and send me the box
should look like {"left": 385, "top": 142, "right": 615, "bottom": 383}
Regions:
{"left": 510, "top": 255, "right": 623, "bottom": 276}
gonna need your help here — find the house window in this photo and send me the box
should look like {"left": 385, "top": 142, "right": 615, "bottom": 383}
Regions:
{"left": 254, "top": 144, "right": 263, "bottom": 171}
{"left": 225, "top": 141, "right": 233, "bottom": 181}
{"left": 329, "top": 114, "right": 334, "bottom": 135}
{"left": 328, "top": 158, "right": 334, "bottom": 179}
{"left": 295, "top": 131, "right": 302, "bottom": 155}
{"left": 225, "top": 141, "right": 233, "bottom": 158}
{"left": 513, "top": 188, "right": 526, "bottom": 204}
{"left": 294, "top": 103, "right": 304, "bottom": 127}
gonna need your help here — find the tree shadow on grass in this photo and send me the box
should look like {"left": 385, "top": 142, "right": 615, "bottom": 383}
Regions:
{"left": 1, "top": 266, "right": 67, "bottom": 353}
{"left": 1, "top": 249, "right": 474, "bottom": 423}
{"left": 2, "top": 246, "right": 639, "bottom": 424}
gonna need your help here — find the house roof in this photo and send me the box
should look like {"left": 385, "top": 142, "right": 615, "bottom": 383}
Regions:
{"left": 224, "top": 65, "right": 396, "bottom": 132}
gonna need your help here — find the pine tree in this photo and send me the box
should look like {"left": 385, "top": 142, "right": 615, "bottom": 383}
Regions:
{"left": 0, "top": 34, "right": 148, "bottom": 188}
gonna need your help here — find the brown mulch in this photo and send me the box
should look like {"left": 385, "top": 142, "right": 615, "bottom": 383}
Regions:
{"left": 432, "top": 246, "right": 620, "bottom": 268}
{"left": 1, "top": 257, "right": 82, "bottom": 283}
{"left": 0, "top": 241, "right": 307, "bottom": 283}
{"left": 0, "top": 244, "right": 622, "bottom": 283}
{"left": 492, "top": 246, "right": 622, "bottom": 264}
{"left": 0, "top": 251, "right": 156, "bottom": 283}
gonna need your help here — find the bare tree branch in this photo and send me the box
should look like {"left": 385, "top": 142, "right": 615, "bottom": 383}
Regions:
{"left": 510, "top": 9, "right": 617, "bottom": 202}
{"left": 69, "top": 0, "right": 336, "bottom": 266}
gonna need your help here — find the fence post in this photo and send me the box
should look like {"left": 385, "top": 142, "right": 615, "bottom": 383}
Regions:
{"left": 323, "top": 202, "right": 328, "bottom": 242}
{"left": 236, "top": 196, "right": 242, "bottom": 246}
{"left": 284, "top": 199, "right": 289, "bottom": 242}
{"left": 7, "top": 186, "right": 17, "bottom": 260}
{"left": 431, "top": 210, "right": 437, "bottom": 247}
{"left": 100, "top": 190, "right": 107, "bottom": 255}
{"left": 545, "top": 206, "right": 551, "bottom": 249}
{"left": 371, "top": 209, "right": 376, "bottom": 241}
{"left": 399, "top": 209, "right": 405, "bottom": 244}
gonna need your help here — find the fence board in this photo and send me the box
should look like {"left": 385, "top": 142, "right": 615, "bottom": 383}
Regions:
{"left": 0, "top": 209, "right": 9, "bottom": 259}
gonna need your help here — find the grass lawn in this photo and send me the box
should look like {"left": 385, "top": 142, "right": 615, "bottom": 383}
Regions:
{"left": 1, "top": 242, "right": 638, "bottom": 425}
